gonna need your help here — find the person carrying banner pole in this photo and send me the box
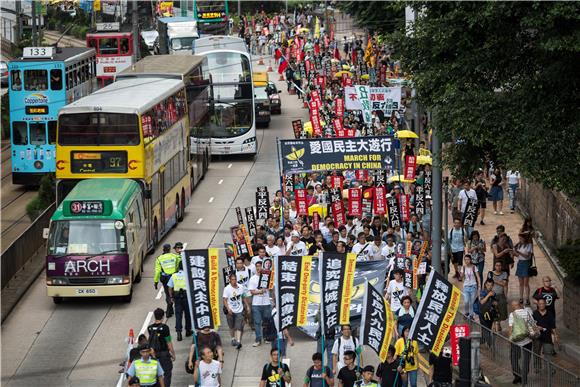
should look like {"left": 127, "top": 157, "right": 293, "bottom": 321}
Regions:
{"left": 391, "top": 339, "right": 410, "bottom": 387}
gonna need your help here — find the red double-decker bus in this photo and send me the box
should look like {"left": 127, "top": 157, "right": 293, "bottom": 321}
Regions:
{"left": 86, "top": 23, "right": 134, "bottom": 87}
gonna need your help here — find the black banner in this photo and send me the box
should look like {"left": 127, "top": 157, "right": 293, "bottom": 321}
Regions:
{"left": 424, "top": 170, "right": 432, "bottom": 197}
{"left": 222, "top": 265, "right": 234, "bottom": 285}
{"left": 409, "top": 270, "right": 461, "bottom": 356}
{"left": 235, "top": 207, "right": 244, "bottom": 226}
{"left": 415, "top": 185, "right": 425, "bottom": 217}
{"left": 360, "top": 283, "right": 395, "bottom": 362}
{"left": 256, "top": 186, "right": 270, "bottom": 220}
{"left": 275, "top": 255, "right": 313, "bottom": 331}
{"left": 183, "top": 249, "right": 220, "bottom": 330}
{"left": 319, "top": 253, "right": 357, "bottom": 334}
{"left": 462, "top": 198, "right": 479, "bottom": 228}
{"left": 387, "top": 196, "right": 401, "bottom": 228}
{"left": 280, "top": 136, "right": 396, "bottom": 174}
{"left": 245, "top": 207, "right": 257, "bottom": 237}
{"left": 374, "top": 170, "right": 386, "bottom": 188}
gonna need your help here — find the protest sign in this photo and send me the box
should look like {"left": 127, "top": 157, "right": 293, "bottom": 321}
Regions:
{"left": 292, "top": 119, "right": 303, "bottom": 139}
{"left": 462, "top": 198, "right": 479, "bottom": 227}
{"left": 274, "top": 255, "right": 313, "bottom": 331}
{"left": 344, "top": 86, "right": 402, "bottom": 117}
{"left": 424, "top": 170, "right": 432, "bottom": 197}
{"left": 245, "top": 207, "right": 257, "bottom": 237}
{"left": 319, "top": 253, "right": 357, "bottom": 333}
{"left": 374, "top": 186, "right": 386, "bottom": 215}
{"left": 387, "top": 196, "right": 401, "bottom": 228}
{"left": 415, "top": 185, "right": 425, "bottom": 217}
{"left": 183, "top": 249, "right": 220, "bottom": 330}
{"left": 348, "top": 188, "right": 362, "bottom": 217}
{"left": 355, "top": 85, "right": 372, "bottom": 123}
{"left": 450, "top": 324, "right": 470, "bottom": 366}
{"left": 404, "top": 155, "right": 416, "bottom": 181}
{"left": 295, "top": 188, "right": 309, "bottom": 216}
{"left": 360, "top": 283, "right": 395, "bottom": 362}
{"left": 256, "top": 186, "right": 270, "bottom": 219}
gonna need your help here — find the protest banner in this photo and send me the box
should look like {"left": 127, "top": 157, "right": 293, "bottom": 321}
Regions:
{"left": 355, "top": 169, "right": 368, "bottom": 181}
{"left": 235, "top": 207, "right": 244, "bottom": 227}
{"left": 231, "top": 226, "right": 249, "bottom": 256}
{"left": 335, "top": 128, "right": 356, "bottom": 138}
{"left": 335, "top": 97, "right": 345, "bottom": 119}
{"left": 222, "top": 265, "right": 234, "bottom": 285}
{"left": 256, "top": 186, "right": 270, "bottom": 219}
{"left": 224, "top": 242, "right": 236, "bottom": 264}
{"left": 280, "top": 136, "right": 395, "bottom": 174}
{"left": 344, "top": 86, "right": 402, "bottom": 117}
{"left": 362, "top": 188, "right": 374, "bottom": 219}
{"left": 409, "top": 270, "right": 461, "bottom": 355}
{"left": 240, "top": 224, "right": 254, "bottom": 256}
{"left": 329, "top": 188, "right": 346, "bottom": 226}
{"left": 310, "top": 105, "right": 323, "bottom": 137}
{"left": 404, "top": 155, "right": 417, "bottom": 181}
{"left": 331, "top": 175, "right": 343, "bottom": 190}
{"left": 332, "top": 118, "right": 344, "bottom": 135}
{"left": 245, "top": 207, "right": 257, "bottom": 237}
{"left": 415, "top": 185, "right": 425, "bottom": 217}
{"left": 319, "top": 253, "right": 357, "bottom": 333}
{"left": 183, "top": 248, "right": 220, "bottom": 329}
{"left": 283, "top": 174, "right": 294, "bottom": 195}
{"left": 274, "top": 255, "right": 313, "bottom": 331}
{"left": 399, "top": 194, "right": 410, "bottom": 222}
{"left": 292, "top": 119, "right": 303, "bottom": 139}
{"left": 462, "top": 198, "right": 479, "bottom": 227}
{"left": 424, "top": 170, "right": 433, "bottom": 197}
{"left": 374, "top": 186, "right": 386, "bottom": 215}
{"left": 450, "top": 324, "right": 470, "bottom": 366}
{"left": 355, "top": 85, "right": 372, "bottom": 123}
{"left": 374, "top": 170, "right": 386, "bottom": 187}
{"left": 387, "top": 195, "right": 401, "bottom": 228}
{"left": 348, "top": 188, "right": 362, "bottom": 217}
{"left": 295, "top": 188, "right": 309, "bottom": 216}
{"left": 259, "top": 257, "right": 273, "bottom": 289}
{"left": 312, "top": 211, "right": 320, "bottom": 231}
{"left": 360, "top": 283, "right": 395, "bottom": 362}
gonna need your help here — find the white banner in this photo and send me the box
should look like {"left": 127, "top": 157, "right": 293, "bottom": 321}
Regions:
{"left": 345, "top": 86, "right": 402, "bottom": 117}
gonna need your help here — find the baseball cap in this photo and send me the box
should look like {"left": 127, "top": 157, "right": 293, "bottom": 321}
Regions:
{"left": 362, "top": 365, "right": 374, "bottom": 373}
{"left": 174, "top": 242, "right": 183, "bottom": 249}
{"left": 291, "top": 230, "right": 300, "bottom": 238}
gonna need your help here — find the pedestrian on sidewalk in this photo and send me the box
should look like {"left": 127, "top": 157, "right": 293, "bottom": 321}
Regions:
{"left": 223, "top": 273, "right": 245, "bottom": 349}
{"left": 467, "top": 230, "right": 486, "bottom": 285}
{"left": 506, "top": 169, "right": 521, "bottom": 213}
{"left": 460, "top": 254, "right": 481, "bottom": 319}
{"left": 514, "top": 232, "right": 534, "bottom": 305}
{"left": 532, "top": 299, "right": 557, "bottom": 370}
{"left": 248, "top": 261, "right": 273, "bottom": 347}
{"left": 492, "top": 233, "right": 514, "bottom": 277}
{"left": 507, "top": 300, "right": 534, "bottom": 385}
{"left": 479, "top": 279, "right": 498, "bottom": 345}
{"left": 487, "top": 261, "right": 509, "bottom": 331}
{"left": 489, "top": 167, "right": 505, "bottom": 215}
{"left": 532, "top": 276, "right": 559, "bottom": 319}
{"left": 475, "top": 178, "right": 488, "bottom": 225}
{"left": 448, "top": 218, "right": 467, "bottom": 280}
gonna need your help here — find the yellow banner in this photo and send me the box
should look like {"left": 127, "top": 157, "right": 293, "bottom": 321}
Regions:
{"left": 208, "top": 248, "right": 220, "bottom": 327}
{"left": 432, "top": 285, "right": 461, "bottom": 355}
{"left": 339, "top": 253, "right": 357, "bottom": 324}
{"left": 240, "top": 224, "right": 254, "bottom": 256}
{"left": 296, "top": 256, "right": 313, "bottom": 326}
{"left": 379, "top": 298, "right": 396, "bottom": 362}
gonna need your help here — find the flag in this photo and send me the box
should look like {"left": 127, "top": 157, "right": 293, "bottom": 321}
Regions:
{"left": 274, "top": 256, "right": 313, "bottom": 331}
{"left": 360, "top": 283, "right": 395, "bottom": 362}
{"left": 319, "top": 253, "right": 357, "bottom": 333}
{"left": 364, "top": 36, "right": 373, "bottom": 65}
{"left": 314, "top": 17, "right": 320, "bottom": 38}
{"left": 274, "top": 47, "right": 282, "bottom": 60}
{"left": 182, "top": 249, "right": 220, "bottom": 330}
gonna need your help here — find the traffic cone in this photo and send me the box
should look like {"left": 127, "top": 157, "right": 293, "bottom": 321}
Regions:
{"left": 258, "top": 57, "right": 264, "bottom": 65}
{"left": 128, "top": 328, "right": 135, "bottom": 345}
{"left": 266, "top": 59, "right": 273, "bottom": 72}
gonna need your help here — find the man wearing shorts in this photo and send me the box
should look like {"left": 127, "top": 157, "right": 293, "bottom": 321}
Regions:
{"left": 223, "top": 273, "right": 245, "bottom": 349}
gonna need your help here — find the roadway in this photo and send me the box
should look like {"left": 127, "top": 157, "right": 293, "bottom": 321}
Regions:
{"left": 1, "top": 63, "right": 408, "bottom": 387}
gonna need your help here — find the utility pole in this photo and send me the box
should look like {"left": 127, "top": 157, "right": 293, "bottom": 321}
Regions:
{"left": 431, "top": 125, "right": 443, "bottom": 274}
{"left": 15, "top": 0, "right": 22, "bottom": 46}
{"left": 31, "top": 0, "right": 38, "bottom": 46}
{"left": 132, "top": 0, "right": 140, "bottom": 62}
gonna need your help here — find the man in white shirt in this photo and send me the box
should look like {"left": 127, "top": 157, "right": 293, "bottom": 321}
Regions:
{"left": 331, "top": 325, "right": 361, "bottom": 376}
{"left": 251, "top": 246, "right": 268, "bottom": 266}
{"left": 386, "top": 269, "right": 409, "bottom": 314}
{"left": 371, "top": 236, "right": 386, "bottom": 261}
{"left": 351, "top": 233, "right": 373, "bottom": 261}
{"left": 265, "top": 235, "right": 281, "bottom": 258}
{"left": 223, "top": 274, "right": 246, "bottom": 349}
{"left": 286, "top": 230, "right": 308, "bottom": 256}
{"left": 457, "top": 180, "right": 478, "bottom": 236}
{"left": 506, "top": 170, "right": 521, "bottom": 213}
{"left": 194, "top": 346, "right": 222, "bottom": 386}
{"left": 248, "top": 261, "right": 272, "bottom": 347}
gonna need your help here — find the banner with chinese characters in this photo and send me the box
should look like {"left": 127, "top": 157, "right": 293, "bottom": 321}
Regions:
{"left": 409, "top": 270, "right": 461, "bottom": 356}
{"left": 330, "top": 188, "right": 346, "bottom": 227}
{"left": 450, "top": 324, "right": 470, "bottom": 366}
{"left": 404, "top": 155, "right": 416, "bottom": 181}
{"left": 348, "top": 188, "right": 362, "bottom": 217}
{"left": 292, "top": 119, "right": 303, "bottom": 139}
{"left": 462, "top": 198, "right": 479, "bottom": 228}
{"left": 245, "top": 207, "right": 257, "bottom": 237}
{"left": 415, "top": 185, "right": 425, "bottom": 217}
{"left": 424, "top": 170, "right": 433, "bottom": 197}
{"left": 283, "top": 174, "right": 294, "bottom": 195}
{"left": 259, "top": 257, "right": 274, "bottom": 289}
{"left": 295, "top": 188, "right": 309, "bottom": 216}
{"left": 256, "top": 186, "right": 270, "bottom": 219}
{"left": 280, "top": 136, "right": 395, "bottom": 174}
{"left": 374, "top": 186, "right": 386, "bottom": 215}
{"left": 344, "top": 86, "right": 402, "bottom": 117}
{"left": 399, "top": 194, "right": 410, "bottom": 222}
{"left": 274, "top": 255, "right": 313, "bottom": 331}
{"left": 183, "top": 249, "right": 220, "bottom": 330}
{"left": 335, "top": 97, "right": 345, "bottom": 119}
{"left": 360, "top": 283, "right": 395, "bottom": 362}
{"left": 387, "top": 196, "right": 401, "bottom": 228}
{"left": 319, "top": 253, "right": 357, "bottom": 334}
{"left": 355, "top": 85, "right": 372, "bottom": 123}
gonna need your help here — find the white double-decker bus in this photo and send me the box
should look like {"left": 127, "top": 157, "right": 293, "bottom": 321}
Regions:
{"left": 193, "top": 36, "right": 256, "bottom": 156}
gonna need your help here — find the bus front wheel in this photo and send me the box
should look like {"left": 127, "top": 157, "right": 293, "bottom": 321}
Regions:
{"left": 122, "top": 286, "right": 133, "bottom": 303}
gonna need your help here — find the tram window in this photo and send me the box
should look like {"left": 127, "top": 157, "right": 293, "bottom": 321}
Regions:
{"left": 88, "top": 38, "right": 97, "bottom": 49}
{"left": 50, "top": 69, "right": 63, "bottom": 90}
{"left": 99, "top": 38, "right": 118, "bottom": 55}
{"left": 120, "top": 38, "right": 129, "bottom": 54}
{"left": 48, "top": 121, "right": 57, "bottom": 144}
{"left": 66, "top": 70, "right": 73, "bottom": 90}
{"left": 24, "top": 69, "right": 48, "bottom": 91}
{"left": 11, "top": 70, "right": 22, "bottom": 90}
{"left": 12, "top": 122, "right": 27, "bottom": 145}
{"left": 29, "top": 122, "right": 46, "bottom": 145}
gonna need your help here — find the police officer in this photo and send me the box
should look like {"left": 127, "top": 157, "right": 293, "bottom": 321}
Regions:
{"left": 168, "top": 261, "right": 192, "bottom": 342}
{"left": 126, "top": 343, "right": 165, "bottom": 387}
{"left": 154, "top": 244, "right": 181, "bottom": 317}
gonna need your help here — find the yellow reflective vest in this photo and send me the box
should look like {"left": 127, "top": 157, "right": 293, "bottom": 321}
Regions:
{"left": 154, "top": 253, "right": 180, "bottom": 283}
{"left": 133, "top": 358, "right": 159, "bottom": 385}
{"left": 170, "top": 270, "right": 187, "bottom": 292}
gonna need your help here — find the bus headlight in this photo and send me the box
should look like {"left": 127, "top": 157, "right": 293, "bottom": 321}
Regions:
{"left": 47, "top": 278, "right": 66, "bottom": 285}
{"left": 243, "top": 137, "right": 256, "bottom": 144}
{"left": 107, "top": 276, "right": 131, "bottom": 284}
{"left": 34, "top": 160, "right": 44, "bottom": 170}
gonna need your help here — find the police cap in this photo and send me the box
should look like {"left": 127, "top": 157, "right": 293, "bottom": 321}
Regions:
{"left": 163, "top": 244, "right": 171, "bottom": 252}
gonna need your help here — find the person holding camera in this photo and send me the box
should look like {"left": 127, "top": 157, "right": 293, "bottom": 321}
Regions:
{"left": 428, "top": 347, "right": 453, "bottom": 387}
{"left": 394, "top": 326, "right": 419, "bottom": 387}
{"left": 479, "top": 279, "right": 498, "bottom": 346}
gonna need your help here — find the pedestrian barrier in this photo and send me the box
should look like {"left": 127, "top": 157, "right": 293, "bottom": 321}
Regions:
{"left": 455, "top": 313, "right": 580, "bottom": 387}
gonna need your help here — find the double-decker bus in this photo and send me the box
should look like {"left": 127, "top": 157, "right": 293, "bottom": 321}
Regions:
{"left": 117, "top": 55, "right": 211, "bottom": 182}
{"left": 86, "top": 22, "right": 134, "bottom": 87}
{"left": 8, "top": 47, "right": 97, "bottom": 185}
{"left": 193, "top": 36, "right": 256, "bottom": 156}
{"left": 46, "top": 179, "right": 146, "bottom": 303}
{"left": 193, "top": 1, "right": 229, "bottom": 35}
{"left": 56, "top": 74, "right": 200, "bottom": 250}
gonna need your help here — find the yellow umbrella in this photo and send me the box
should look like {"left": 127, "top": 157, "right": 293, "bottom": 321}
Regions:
{"left": 334, "top": 70, "right": 352, "bottom": 78}
{"left": 417, "top": 155, "right": 432, "bottom": 165}
{"left": 395, "top": 130, "right": 419, "bottom": 139}
{"left": 299, "top": 28, "right": 310, "bottom": 33}
{"left": 303, "top": 120, "right": 327, "bottom": 136}
{"left": 361, "top": 74, "right": 370, "bottom": 80}
{"left": 388, "top": 175, "right": 416, "bottom": 183}
{"left": 342, "top": 64, "right": 350, "bottom": 70}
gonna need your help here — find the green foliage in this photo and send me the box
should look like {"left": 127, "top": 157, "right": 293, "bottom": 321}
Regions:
{"left": 348, "top": 2, "right": 580, "bottom": 196}
{"left": 557, "top": 240, "right": 580, "bottom": 284}
{"left": 26, "top": 174, "right": 55, "bottom": 221}
{"left": 339, "top": 1, "right": 405, "bottom": 35}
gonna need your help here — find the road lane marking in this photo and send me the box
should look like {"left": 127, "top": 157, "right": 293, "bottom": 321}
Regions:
{"left": 139, "top": 311, "right": 153, "bottom": 336}
{"left": 227, "top": 163, "right": 232, "bottom": 168}
{"left": 218, "top": 179, "right": 224, "bottom": 185}
{"left": 208, "top": 197, "right": 214, "bottom": 203}
{"left": 197, "top": 218, "right": 203, "bottom": 224}
{"left": 156, "top": 287, "right": 164, "bottom": 300}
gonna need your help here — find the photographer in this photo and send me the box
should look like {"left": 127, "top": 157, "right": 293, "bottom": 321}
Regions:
{"left": 394, "top": 326, "right": 419, "bottom": 387}
{"left": 428, "top": 347, "right": 453, "bottom": 387}
{"left": 479, "top": 279, "right": 498, "bottom": 346}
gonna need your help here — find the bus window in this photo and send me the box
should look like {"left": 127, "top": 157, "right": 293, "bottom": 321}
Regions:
{"left": 11, "top": 70, "right": 22, "bottom": 90}
{"left": 48, "top": 121, "right": 57, "bottom": 144}
{"left": 151, "top": 173, "right": 160, "bottom": 205}
{"left": 66, "top": 70, "right": 73, "bottom": 90}
{"left": 12, "top": 122, "right": 27, "bottom": 145}
{"left": 99, "top": 38, "right": 118, "bottom": 55}
{"left": 24, "top": 69, "right": 48, "bottom": 91}
{"left": 88, "top": 38, "right": 98, "bottom": 49}
{"left": 29, "top": 122, "right": 46, "bottom": 145}
{"left": 50, "top": 69, "right": 63, "bottom": 90}
{"left": 120, "top": 38, "right": 130, "bottom": 54}
{"left": 58, "top": 112, "right": 140, "bottom": 145}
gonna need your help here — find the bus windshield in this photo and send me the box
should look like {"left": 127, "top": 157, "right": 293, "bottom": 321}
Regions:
{"left": 48, "top": 220, "right": 127, "bottom": 255}
{"left": 203, "top": 52, "right": 251, "bottom": 83}
{"left": 58, "top": 113, "right": 140, "bottom": 145}
{"left": 210, "top": 84, "right": 252, "bottom": 138}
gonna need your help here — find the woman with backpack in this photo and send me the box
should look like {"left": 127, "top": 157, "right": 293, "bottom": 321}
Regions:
{"left": 478, "top": 279, "right": 498, "bottom": 346}
{"left": 459, "top": 254, "right": 481, "bottom": 320}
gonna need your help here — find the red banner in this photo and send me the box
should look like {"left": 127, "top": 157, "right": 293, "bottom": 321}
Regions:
{"left": 331, "top": 176, "right": 343, "bottom": 190}
{"left": 332, "top": 118, "right": 343, "bottom": 135}
{"left": 373, "top": 186, "right": 386, "bottom": 215}
{"left": 310, "top": 99, "right": 320, "bottom": 110}
{"left": 317, "top": 75, "right": 325, "bottom": 93}
{"left": 310, "top": 106, "right": 322, "bottom": 137}
{"left": 311, "top": 90, "right": 321, "bottom": 106}
{"left": 305, "top": 59, "right": 311, "bottom": 75}
{"left": 332, "top": 198, "right": 346, "bottom": 227}
{"left": 398, "top": 194, "right": 410, "bottom": 222}
{"left": 345, "top": 77, "right": 353, "bottom": 87}
{"left": 341, "top": 73, "right": 349, "bottom": 87}
{"left": 335, "top": 128, "right": 356, "bottom": 138}
{"left": 404, "top": 155, "right": 417, "bottom": 181}
{"left": 450, "top": 324, "right": 470, "bottom": 366}
{"left": 355, "top": 170, "right": 368, "bottom": 181}
{"left": 335, "top": 98, "right": 345, "bottom": 119}
{"left": 348, "top": 188, "right": 362, "bottom": 217}
{"left": 295, "top": 189, "right": 308, "bottom": 216}
{"left": 312, "top": 211, "right": 320, "bottom": 230}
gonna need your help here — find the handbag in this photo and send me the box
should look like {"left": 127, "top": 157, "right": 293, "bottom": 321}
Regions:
{"left": 528, "top": 253, "right": 538, "bottom": 277}
{"left": 510, "top": 313, "right": 529, "bottom": 342}
{"left": 526, "top": 310, "right": 541, "bottom": 339}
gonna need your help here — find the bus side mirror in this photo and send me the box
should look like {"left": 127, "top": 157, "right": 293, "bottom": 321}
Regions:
{"left": 43, "top": 228, "right": 49, "bottom": 239}
{"left": 143, "top": 189, "right": 152, "bottom": 199}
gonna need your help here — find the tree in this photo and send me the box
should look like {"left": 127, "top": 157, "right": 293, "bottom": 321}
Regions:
{"left": 348, "top": 2, "right": 580, "bottom": 196}
{"left": 339, "top": 1, "right": 404, "bottom": 35}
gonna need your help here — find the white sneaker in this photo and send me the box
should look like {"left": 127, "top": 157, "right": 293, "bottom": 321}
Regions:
{"left": 493, "top": 211, "right": 498, "bottom": 215}
{"left": 253, "top": 341, "right": 261, "bottom": 347}
{"left": 499, "top": 211, "right": 504, "bottom": 215}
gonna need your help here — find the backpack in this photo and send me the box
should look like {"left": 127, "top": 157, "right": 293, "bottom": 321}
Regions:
{"left": 148, "top": 325, "right": 167, "bottom": 353}
{"left": 337, "top": 336, "right": 359, "bottom": 355}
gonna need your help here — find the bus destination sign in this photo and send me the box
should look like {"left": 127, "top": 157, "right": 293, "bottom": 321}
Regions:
{"left": 25, "top": 105, "right": 48, "bottom": 115}
{"left": 69, "top": 200, "right": 104, "bottom": 215}
{"left": 71, "top": 151, "right": 128, "bottom": 173}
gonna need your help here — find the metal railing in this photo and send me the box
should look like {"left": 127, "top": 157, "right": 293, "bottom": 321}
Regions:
{"left": 455, "top": 313, "right": 580, "bottom": 387}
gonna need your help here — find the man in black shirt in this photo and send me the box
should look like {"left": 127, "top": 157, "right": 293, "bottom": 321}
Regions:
{"left": 428, "top": 347, "right": 453, "bottom": 386}
{"left": 337, "top": 350, "right": 361, "bottom": 387}
{"left": 532, "top": 298, "right": 557, "bottom": 366}
{"left": 260, "top": 348, "right": 291, "bottom": 387}
{"left": 376, "top": 346, "right": 401, "bottom": 387}
{"left": 147, "top": 308, "right": 175, "bottom": 387}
